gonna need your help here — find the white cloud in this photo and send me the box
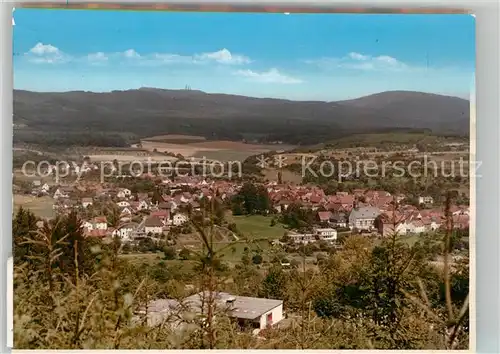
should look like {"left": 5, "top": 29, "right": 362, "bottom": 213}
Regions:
{"left": 25, "top": 42, "right": 69, "bottom": 64}
{"left": 29, "top": 43, "right": 60, "bottom": 55}
{"left": 123, "top": 49, "right": 141, "bottom": 59}
{"left": 115, "top": 48, "right": 252, "bottom": 66}
{"left": 87, "top": 52, "right": 108, "bottom": 62}
{"left": 22, "top": 44, "right": 253, "bottom": 68}
{"left": 234, "top": 68, "right": 302, "bottom": 84}
{"left": 348, "top": 52, "right": 369, "bottom": 61}
{"left": 150, "top": 53, "right": 193, "bottom": 65}
{"left": 305, "top": 52, "right": 409, "bottom": 72}
{"left": 195, "top": 48, "right": 251, "bottom": 65}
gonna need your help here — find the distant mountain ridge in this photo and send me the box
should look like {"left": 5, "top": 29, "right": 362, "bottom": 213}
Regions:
{"left": 13, "top": 88, "right": 470, "bottom": 146}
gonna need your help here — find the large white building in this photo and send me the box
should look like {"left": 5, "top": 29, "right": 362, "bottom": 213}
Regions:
{"left": 314, "top": 228, "right": 337, "bottom": 242}
{"left": 288, "top": 231, "right": 316, "bottom": 244}
{"left": 288, "top": 228, "right": 338, "bottom": 244}
{"left": 138, "top": 292, "right": 283, "bottom": 332}
{"left": 348, "top": 206, "right": 381, "bottom": 231}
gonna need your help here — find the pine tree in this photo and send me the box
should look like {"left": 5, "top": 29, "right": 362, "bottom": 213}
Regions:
{"left": 12, "top": 207, "right": 39, "bottom": 265}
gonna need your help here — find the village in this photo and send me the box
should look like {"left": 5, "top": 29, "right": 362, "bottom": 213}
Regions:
{"left": 23, "top": 159, "right": 470, "bottom": 244}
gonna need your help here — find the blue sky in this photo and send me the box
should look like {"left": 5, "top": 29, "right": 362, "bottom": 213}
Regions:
{"left": 13, "top": 9, "right": 475, "bottom": 101}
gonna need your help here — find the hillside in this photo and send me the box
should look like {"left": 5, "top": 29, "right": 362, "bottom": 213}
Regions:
{"left": 337, "top": 91, "right": 470, "bottom": 134}
{"left": 13, "top": 89, "right": 470, "bottom": 147}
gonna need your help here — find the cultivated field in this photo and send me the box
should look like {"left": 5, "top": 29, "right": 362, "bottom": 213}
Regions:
{"left": 141, "top": 135, "right": 296, "bottom": 162}
{"left": 86, "top": 154, "right": 177, "bottom": 163}
{"left": 13, "top": 194, "right": 54, "bottom": 219}
{"left": 13, "top": 170, "right": 57, "bottom": 185}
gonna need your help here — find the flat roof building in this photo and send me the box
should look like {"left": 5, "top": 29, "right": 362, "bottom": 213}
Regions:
{"left": 137, "top": 291, "right": 283, "bottom": 332}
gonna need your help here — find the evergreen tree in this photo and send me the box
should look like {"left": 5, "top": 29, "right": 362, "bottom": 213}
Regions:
{"left": 233, "top": 182, "right": 271, "bottom": 215}
{"left": 151, "top": 187, "right": 164, "bottom": 205}
{"left": 12, "top": 207, "right": 39, "bottom": 265}
{"left": 260, "top": 265, "right": 287, "bottom": 300}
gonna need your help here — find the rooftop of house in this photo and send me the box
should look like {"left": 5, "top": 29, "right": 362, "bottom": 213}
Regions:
{"left": 314, "top": 228, "right": 337, "bottom": 233}
{"left": 118, "top": 222, "right": 139, "bottom": 229}
{"left": 93, "top": 216, "right": 107, "bottom": 223}
{"left": 145, "top": 216, "right": 163, "bottom": 227}
{"left": 143, "top": 292, "right": 282, "bottom": 321}
{"left": 158, "top": 202, "right": 171, "bottom": 209}
{"left": 349, "top": 206, "right": 381, "bottom": 219}
{"left": 317, "top": 211, "right": 333, "bottom": 221}
{"left": 85, "top": 229, "right": 108, "bottom": 237}
{"left": 151, "top": 210, "right": 170, "bottom": 218}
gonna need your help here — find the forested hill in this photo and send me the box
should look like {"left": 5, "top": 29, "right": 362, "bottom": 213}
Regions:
{"left": 13, "top": 89, "right": 470, "bottom": 147}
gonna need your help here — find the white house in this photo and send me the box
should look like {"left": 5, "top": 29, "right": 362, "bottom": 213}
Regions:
{"left": 137, "top": 200, "right": 150, "bottom": 211}
{"left": 411, "top": 220, "right": 427, "bottom": 234}
{"left": 288, "top": 231, "right": 315, "bottom": 244}
{"left": 451, "top": 206, "right": 470, "bottom": 216}
{"left": 169, "top": 201, "right": 178, "bottom": 212}
{"left": 53, "top": 188, "right": 69, "bottom": 200}
{"left": 349, "top": 206, "right": 381, "bottom": 231}
{"left": 314, "top": 228, "right": 337, "bottom": 242}
{"left": 140, "top": 292, "right": 283, "bottom": 332}
{"left": 83, "top": 221, "right": 94, "bottom": 231}
{"left": 112, "top": 223, "right": 137, "bottom": 240}
{"left": 117, "top": 188, "right": 132, "bottom": 199}
{"left": 429, "top": 220, "right": 440, "bottom": 231}
{"left": 82, "top": 197, "right": 93, "bottom": 208}
{"left": 380, "top": 221, "right": 408, "bottom": 237}
{"left": 172, "top": 213, "right": 188, "bottom": 226}
{"left": 92, "top": 216, "right": 108, "bottom": 230}
{"left": 41, "top": 183, "right": 50, "bottom": 192}
{"left": 399, "top": 219, "right": 426, "bottom": 235}
{"left": 120, "top": 207, "right": 133, "bottom": 218}
{"left": 145, "top": 216, "right": 164, "bottom": 235}
{"left": 117, "top": 200, "right": 131, "bottom": 208}
{"left": 418, "top": 196, "right": 434, "bottom": 205}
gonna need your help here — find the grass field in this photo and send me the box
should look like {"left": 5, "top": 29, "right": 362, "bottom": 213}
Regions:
{"left": 13, "top": 194, "right": 54, "bottom": 219}
{"left": 230, "top": 215, "right": 287, "bottom": 240}
{"left": 118, "top": 252, "right": 162, "bottom": 264}
{"left": 141, "top": 134, "right": 296, "bottom": 162}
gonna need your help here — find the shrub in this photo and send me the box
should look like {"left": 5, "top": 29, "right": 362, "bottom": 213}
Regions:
{"left": 178, "top": 248, "right": 191, "bottom": 260}
{"left": 163, "top": 247, "right": 177, "bottom": 260}
{"left": 252, "top": 254, "right": 263, "bottom": 265}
